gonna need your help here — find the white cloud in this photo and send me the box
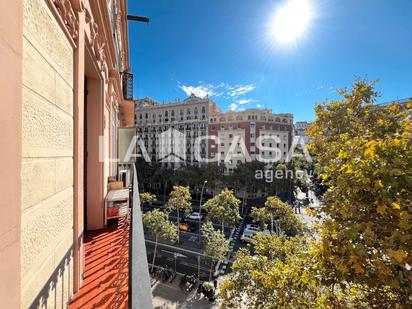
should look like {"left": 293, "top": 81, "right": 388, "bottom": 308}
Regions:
{"left": 237, "top": 98, "right": 255, "bottom": 105}
{"left": 256, "top": 104, "right": 262, "bottom": 108}
{"left": 228, "top": 84, "right": 256, "bottom": 97}
{"left": 177, "top": 82, "right": 257, "bottom": 99}
{"left": 229, "top": 103, "right": 238, "bottom": 111}
{"left": 178, "top": 84, "right": 216, "bottom": 98}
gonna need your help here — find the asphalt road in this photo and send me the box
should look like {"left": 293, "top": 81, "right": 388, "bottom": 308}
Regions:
{"left": 141, "top": 198, "right": 270, "bottom": 279}
{"left": 145, "top": 240, "right": 215, "bottom": 281}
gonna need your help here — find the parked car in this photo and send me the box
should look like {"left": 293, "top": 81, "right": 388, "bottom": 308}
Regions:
{"left": 245, "top": 224, "right": 261, "bottom": 233}
{"left": 240, "top": 229, "right": 255, "bottom": 242}
{"left": 178, "top": 222, "right": 192, "bottom": 232}
{"left": 188, "top": 211, "right": 203, "bottom": 221}
{"left": 245, "top": 224, "right": 271, "bottom": 235}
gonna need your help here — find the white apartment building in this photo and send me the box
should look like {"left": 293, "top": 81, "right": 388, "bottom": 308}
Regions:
{"left": 135, "top": 95, "right": 221, "bottom": 168}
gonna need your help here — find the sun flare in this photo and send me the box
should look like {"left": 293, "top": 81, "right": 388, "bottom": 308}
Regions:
{"left": 270, "top": 0, "right": 312, "bottom": 43}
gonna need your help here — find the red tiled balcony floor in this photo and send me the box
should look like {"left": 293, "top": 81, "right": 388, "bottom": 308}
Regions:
{"left": 69, "top": 218, "right": 129, "bottom": 308}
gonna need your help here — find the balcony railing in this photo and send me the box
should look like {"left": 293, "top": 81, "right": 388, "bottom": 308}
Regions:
{"left": 129, "top": 165, "right": 153, "bottom": 308}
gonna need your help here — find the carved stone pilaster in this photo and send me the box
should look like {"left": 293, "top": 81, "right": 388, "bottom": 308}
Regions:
{"left": 52, "top": 0, "right": 79, "bottom": 41}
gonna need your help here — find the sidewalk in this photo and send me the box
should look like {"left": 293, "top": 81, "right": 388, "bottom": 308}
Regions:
{"left": 151, "top": 276, "right": 222, "bottom": 309}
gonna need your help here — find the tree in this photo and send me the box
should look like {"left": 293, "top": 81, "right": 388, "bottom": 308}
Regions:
{"left": 307, "top": 80, "right": 412, "bottom": 305}
{"left": 201, "top": 221, "right": 231, "bottom": 281}
{"left": 251, "top": 196, "right": 304, "bottom": 236}
{"left": 218, "top": 81, "right": 411, "bottom": 308}
{"left": 202, "top": 188, "right": 241, "bottom": 232}
{"left": 142, "top": 209, "right": 178, "bottom": 272}
{"left": 164, "top": 186, "right": 192, "bottom": 241}
{"left": 219, "top": 234, "right": 345, "bottom": 309}
{"left": 139, "top": 192, "right": 156, "bottom": 210}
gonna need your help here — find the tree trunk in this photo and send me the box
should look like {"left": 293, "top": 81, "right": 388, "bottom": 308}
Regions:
{"left": 271, "top": 214, "right": 274, "bottom": 234}
{"left": 221, "top": 220, "right": 225, "bottom": 233}
{"left": 209, "top": 259, "right": 214, "bottom": 281}
{"left": 151, "top": 235, "right": 158, "bottom": 273}
{"left": 177, "top": 208, "right": 180, "bottom": 244}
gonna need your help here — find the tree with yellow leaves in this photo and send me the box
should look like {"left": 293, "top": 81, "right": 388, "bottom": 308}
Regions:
{"left": 307, "top": 80, "right": 412, "bottom": 305}
{"left": 219, "top": 81, "right": 411, "bottom": 308}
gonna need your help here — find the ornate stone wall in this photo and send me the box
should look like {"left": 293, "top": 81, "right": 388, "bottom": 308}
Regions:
{"left": 20, "top": 0, "right": 132, "bottom": 306}
{"left": 21, "top": 0, "right": 74, "bottom": 307}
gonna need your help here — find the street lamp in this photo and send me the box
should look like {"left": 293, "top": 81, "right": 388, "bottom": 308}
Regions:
{"left": 199, "top": 180, "right": 208, "bottom": 236}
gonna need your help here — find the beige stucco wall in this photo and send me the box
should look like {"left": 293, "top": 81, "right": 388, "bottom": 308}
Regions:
{"left": 21, "top": 0, "right": 74, "bottom": 307}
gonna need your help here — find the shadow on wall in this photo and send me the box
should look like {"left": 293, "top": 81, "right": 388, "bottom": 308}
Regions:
{"left": 28, "top": 234, "right": 83, "bottom": 309}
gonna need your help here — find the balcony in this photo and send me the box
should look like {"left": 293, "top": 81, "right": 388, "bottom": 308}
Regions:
{"left": 69, "top": 167, "right": 153, "bottom": 309}
{"left": 69, "top": 219, "right": 129, "bottom": 308}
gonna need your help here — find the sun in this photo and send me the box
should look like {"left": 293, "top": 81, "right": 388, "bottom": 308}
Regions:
{"left": 270, "top": 0, "right": 312, "bottom": 43}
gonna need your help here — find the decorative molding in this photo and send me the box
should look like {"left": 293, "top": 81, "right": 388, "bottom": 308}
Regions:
{"left": 52, "top": 0, "right": 79, "bottom": 41}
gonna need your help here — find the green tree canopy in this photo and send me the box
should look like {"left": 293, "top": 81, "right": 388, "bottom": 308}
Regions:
{"left": 164, "top": 185, "right": 192, "bottom": 216}
{"left": 139, "top": 192, "right": 156, "bottom": 205}
{"left": 201, "top": 221, "right": 231, "bottom": 280}
{"left": 202, "top": 188, "right": 241, "bottom": 231}
{"left": 251, "top": 196, "right": 304, "bottom": 235}
{"left": 142, "top": 209, "right": 178, "bottom": 272}
{"left": 220, "top": 234, "right": 340, "bottom": 309}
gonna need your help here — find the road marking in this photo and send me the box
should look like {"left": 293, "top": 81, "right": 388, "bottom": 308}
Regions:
{"left": 145, "top": 239, "right": 206, "bottom": 257}
{"left": 180, "top": 261, "right": 210, "bottom": 271}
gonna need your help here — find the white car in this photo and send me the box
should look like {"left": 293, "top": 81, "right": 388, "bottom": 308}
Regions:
{"left": 240, "top": 230, "right": 255, "bottom": 242}
{"left": 188, "top": 212, "right": 203, "bottom": 220}
{"left": 245, "top": 224, "right": 260, "bottom": 233}
{"left": 245, "top": 224, "right": 271, "bottom": 235}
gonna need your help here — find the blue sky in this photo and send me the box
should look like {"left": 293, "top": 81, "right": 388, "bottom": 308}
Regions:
{"left": 128, "top": 0, "right": 412, "bottom": 121}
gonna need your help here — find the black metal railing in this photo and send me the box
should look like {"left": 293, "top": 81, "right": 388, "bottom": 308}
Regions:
{"left": 122, "top": 72, "right": 134, "bottom": 100}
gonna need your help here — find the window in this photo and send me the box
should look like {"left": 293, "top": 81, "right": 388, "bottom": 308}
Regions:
{"left": 202, "top": 106, "right": 206, "bottom": 113}
{"left": 229, "top": 134, "right": 233, "bottom": 138}
{"left": 165, "top": 110, "right": 168, "bottom": 117}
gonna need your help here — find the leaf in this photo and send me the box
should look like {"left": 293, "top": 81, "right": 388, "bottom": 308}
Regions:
{"left": 387, "top": 249, "right": 407, "bottom": 263}
{"left": 377, "top": 205, "right": 387, "bottom": 215}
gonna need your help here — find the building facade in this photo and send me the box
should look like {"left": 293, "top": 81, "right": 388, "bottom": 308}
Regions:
{"left": 209, "top": 109, "right": 294, "bottom": 172}
{"left": 0, "top": 0, "right": 139, "bottom": 307}
{"left": 135, "top": 96, "right": 294, "bottom": 171}
{"left": 294, "top": 121, "right": 310, "bottom": 143}
{"left": 135, "top": 94, "right": 221, "bottom": 168}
